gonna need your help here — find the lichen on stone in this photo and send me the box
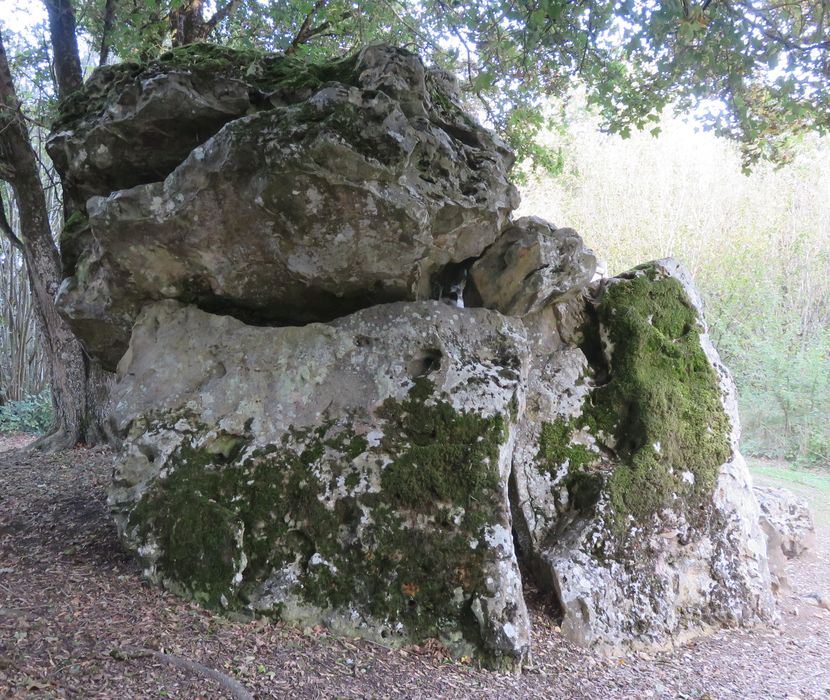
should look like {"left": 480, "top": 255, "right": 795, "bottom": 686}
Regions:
{"left": 123, "top": 376, "right": 517, "bottom": 662}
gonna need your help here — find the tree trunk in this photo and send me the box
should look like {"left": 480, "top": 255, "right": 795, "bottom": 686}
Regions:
{"left": 43, "top": 0, "right": 83, "bottom": 99}
{"left": 98, "top": 0, "right": 117, "bottom": 66}
{"left": 0, "top": 32, "right": 111, "bottom": 450}
{"left": 171, "top": 0, "right": 205, "bottom": 47}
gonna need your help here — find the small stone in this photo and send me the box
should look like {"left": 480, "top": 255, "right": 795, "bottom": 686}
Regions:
{"left": 755, "top": 485, "right": 816, "bottom": 559}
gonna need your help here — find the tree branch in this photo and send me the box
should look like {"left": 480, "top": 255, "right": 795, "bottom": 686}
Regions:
{"left": 0, "top": 189, "right": 24, "bottom": 251}
{"left": 437, "top": 0, "right": 476, "bottom": 86}
{"left": 99, "top": 0, "right": 116, "bottom": 66}
{"left": 763, "top": 28, "right": 830, "bottom": 51}
{"left": 111, "top": 647, "right": 255, "bottom": 700}
{"left": 376, "top": 0, "right": 439, "bottom": 52}
{"left": 42, "top": 0, "right": 84, "bottom": 99}
{"left": 285, "top": 0, "right": 328, "bottom": 55}
{"left": 203, "top": 0, "right": 244, "bottom": 37}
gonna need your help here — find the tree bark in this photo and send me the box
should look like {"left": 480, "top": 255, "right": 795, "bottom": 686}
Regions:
{"left": 99, "top": 0, "right": 117, "bottom": 66}
{"left": 171, "top": 0, "right": 205, "bottom": 47}
{"left": 0, "top": 32, "right": 111, "bottom": 450}
{"left": 43, "top": 0, "right": 83, "bottom": 99}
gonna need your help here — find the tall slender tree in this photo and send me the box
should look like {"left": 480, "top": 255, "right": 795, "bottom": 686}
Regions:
{"left": 0, "top": 4, "right": 110, "bottom": 450}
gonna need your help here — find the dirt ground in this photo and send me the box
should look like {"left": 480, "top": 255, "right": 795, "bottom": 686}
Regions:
{"left": 1, "top": 437, "right": 829, "bottom": 699}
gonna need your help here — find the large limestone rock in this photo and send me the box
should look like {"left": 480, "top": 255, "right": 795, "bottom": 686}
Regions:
{"left": 61, "top": 43, "right": 777, "bottom": 665}
{"left": 107, "top": 259, "right": 776, "bottom": 661}
{"left": 470, "top": 216, "right": 597, "bottom": 316}
{"left": 109, "top": 300, "right": 531, "bottom": 668}
{"left": 51, "top": 45, "right": 518, "bottom": 369}
{"left": 510, "top": 259, "right": 776, "bottom": 651}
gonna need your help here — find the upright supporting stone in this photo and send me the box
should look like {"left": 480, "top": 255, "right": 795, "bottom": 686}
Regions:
{"left": 109, "top": 301, "right": 531, "bottom": 668}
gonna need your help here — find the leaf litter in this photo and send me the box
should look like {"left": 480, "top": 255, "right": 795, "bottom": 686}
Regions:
{"left": 1, "top": 437, "right": 829, "bottom": 699}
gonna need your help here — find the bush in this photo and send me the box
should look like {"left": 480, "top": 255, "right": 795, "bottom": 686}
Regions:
{"left": 0, "top": 390, "right": 54, "bottom": 434}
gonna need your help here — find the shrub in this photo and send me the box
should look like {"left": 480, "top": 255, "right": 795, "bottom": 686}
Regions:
{"left": 0, "top": 390, "right": 54, "bottom": 434}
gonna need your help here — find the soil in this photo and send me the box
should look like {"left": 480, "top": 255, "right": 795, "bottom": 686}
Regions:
{"left": 1, "top": 436, "right": 828, "bottom": 699}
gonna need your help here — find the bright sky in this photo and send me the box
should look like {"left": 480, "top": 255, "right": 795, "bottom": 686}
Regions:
{"left": 0, "top": 0, "right": 47, "bottom": 34}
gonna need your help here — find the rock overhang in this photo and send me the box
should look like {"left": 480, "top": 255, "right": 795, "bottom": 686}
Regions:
{"left": 49, "top": 44, "right": 520, "bottom": 370}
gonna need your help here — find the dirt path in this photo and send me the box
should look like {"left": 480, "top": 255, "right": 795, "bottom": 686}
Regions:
{"left": 1, "top": 442, "right": 829, "bottom": 699}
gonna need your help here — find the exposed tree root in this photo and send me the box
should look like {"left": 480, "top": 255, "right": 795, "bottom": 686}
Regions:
{"left": 111, "top": 646, "right": 255, "bottom": 700}
{"left": 28, "top": 429, "right": 76, "bottom": 452}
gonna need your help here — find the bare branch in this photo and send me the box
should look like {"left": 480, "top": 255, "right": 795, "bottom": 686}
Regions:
{"left": 112, "top": 647, "right": 255, "bottom": 700}
{"left": 203, "top": 0, "right": 244, "bottom": 37}
{"left": 376, "top": 0, "right": 442, "bottom": 53}
{"left": 437, "top": 0, "right": 476, "bottom": 86}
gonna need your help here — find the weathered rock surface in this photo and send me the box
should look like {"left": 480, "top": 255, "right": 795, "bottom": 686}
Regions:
{"left": 108, "top": 259, "right": 776, "bottom": 661}
{"left": 48, "top": 53, "right": 250, "bottom": 207}
{"left": 62, "top": 43, "right": 777, "bottom": 665}
{"left": 109, "top": 300, "right": 531, "bottom": 667}
{"left": 510, "top": 259, "right": 776, "bottom": 651}
{"left": 50, "top": 44, "right": 518, "bottom": 369}
{"left": 470, "top": 217, "right": 597, "bottom": 316}
{"left": 755, "top": 485, "right": 815, "bottom": 559}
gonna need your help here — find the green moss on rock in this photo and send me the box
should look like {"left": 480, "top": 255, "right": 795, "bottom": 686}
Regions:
{"left": 537, "top": 418, "right": 596, "bottom": 475}
{"left": 155, "top": 43, "right": 362, "bottom": 95}
{"left": 378, "top": 378, "right": 505, "bottom": 512}
{"left": 54, "top": 43, "right": 362, "bottom": 132}
{"left": 532, "top": 268, "right": 731, "bottom": 534}
{"left": 582, "top": 269, "right": 731, "bottom": 531}
{"left": 126, "top": 381, "right": 513, "bottom": 656}
{"left": 54, "top": 62, "right": 144, "bottom": 131}
{"left": 128, "top": 440, "right": 248, "bottom": 605}
{"left": 535, "top": 417, "right": 601, "bottom": 512}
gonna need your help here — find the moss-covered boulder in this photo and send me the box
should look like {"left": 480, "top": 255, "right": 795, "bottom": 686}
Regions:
{"left": 49, "top": 44, "right": 518, "bottom": 370}
{"left": 107, "top": 258, "right": 775, "bottom": 662}
{"left": 511, "top": 259, "right": 776, "bottom": 651}
{"left": 75, "top": 40, "right": 775, "bottom": 658}
{"left": 109, "top": 300, "right": 530, "bottom": 668}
